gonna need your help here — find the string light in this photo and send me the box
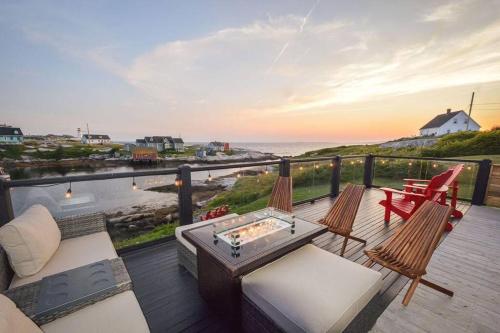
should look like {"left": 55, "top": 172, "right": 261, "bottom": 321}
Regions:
{"left": 208, "top": 172, "right": 212, "bottom": 182}
{"left": 432, "top": 163, "right": 438, "bottom": 168}
{"left": 174, "top": 175, "right": 182, "bottom": 187}
{"left": 329, "top": 162, "right": 334, "bottom": 167}
{"left": 299, "top": 166, "right": 303, "bottom": 170}
{"left": 315, "top": 164, "right": 319, "bottom": 169}
{"left": 408, "top": 162, "right": 413, "bottom": 166}
{"left": 381, "top": 160, "right": 386, "bottom": 164}
{"left": 265, "top": 166, "right": 269, "bottom": 175}
{"left": 65, "top": 182, "right": 72, "bottom": 199}
{"left": 467, "top": 166, "right": 472, "bottom": 170}
{"left": 132, "top": 177, "right": 137, "bottom": 190}
{"left": 350, "top": 161, "right": 354, "bottom": 165}
{"left": 237, "top": 170, "right": 241, "bottom": 178}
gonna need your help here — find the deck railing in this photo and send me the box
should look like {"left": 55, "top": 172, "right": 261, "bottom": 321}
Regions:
{"left": 0, "top": 155, "right": 492, "bottom": 231}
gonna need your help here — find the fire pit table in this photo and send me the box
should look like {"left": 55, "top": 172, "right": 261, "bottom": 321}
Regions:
{"left": 182, "top": 207, "right": 327, "bottom": 318}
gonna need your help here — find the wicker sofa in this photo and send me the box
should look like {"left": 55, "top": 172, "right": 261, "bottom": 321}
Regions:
{"left": 0, "top": 205, "right": 149, "bottom": 332}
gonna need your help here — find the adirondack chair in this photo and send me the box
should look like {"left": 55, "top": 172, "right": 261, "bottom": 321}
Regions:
{"left": 319, "top": 184, "right": 366, "bottom": 256}
{"left": 364, "top": 200, "right": 453, "bottom": 305}
{"left": 403, "top": 164, "right": 464, "bottom": 220}
{"left": 268, "top": 176, "right": 293, "bottom": 213}
{"left": 379, "top": 169, "right": 452, "bottom": 224}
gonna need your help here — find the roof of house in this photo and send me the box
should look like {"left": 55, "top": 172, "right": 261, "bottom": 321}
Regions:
{"left": 209, "top": 141, "right": 224, "bottom": 146}
{"left": 82, "top": 134, "right": 110, "bottom": 140}
{"left": 136, "top": 139, "right": 146, "bottom": 144}
{"left": 0, "top": 126, "right": 23, "bottom": 136}
{"left": 420, "top": 110, "right": 465, "bottom": 130}
{"left": 171, "top": 138, "right": 184, "bottom": 144}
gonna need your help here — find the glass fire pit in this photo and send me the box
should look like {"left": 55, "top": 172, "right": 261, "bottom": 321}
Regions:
{"left": 215, "top": 209, "right": 294, "bottom": 246}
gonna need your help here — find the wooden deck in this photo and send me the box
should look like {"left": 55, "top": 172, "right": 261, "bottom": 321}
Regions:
{"left": 122, "top": 188, "right": 470, "bottom": 333}
{"left": 371, "top": 204, "right": 500, "bottom": 333}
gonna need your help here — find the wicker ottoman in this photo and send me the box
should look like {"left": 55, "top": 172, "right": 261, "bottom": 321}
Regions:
{"left": 241, "top": 244, "right": 383, "bottom": 333}
{"left": 175, "top": 213, "right": 238, "bottom": 278}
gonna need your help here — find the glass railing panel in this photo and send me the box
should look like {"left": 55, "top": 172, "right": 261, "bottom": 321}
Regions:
{"left": 193, "top": 165, "right": 278, "bottom": 217}
{"left": 372, "top": 158, "right": 478, "bottom": 201}
{"left": 291, "top": 160, "right": 332, "bottom": 202}
{"left": 340, "top": 157, "right": 365, "bottom": 189}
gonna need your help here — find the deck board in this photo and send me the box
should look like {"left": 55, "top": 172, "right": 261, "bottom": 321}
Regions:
{"left": 121, "top": 188, "right": 470, "bottom": 333}
{"left": 370, "top": 205, "right": 500, "bottom": 333}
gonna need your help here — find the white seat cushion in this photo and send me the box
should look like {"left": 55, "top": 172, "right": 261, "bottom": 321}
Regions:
{"left": 175, "top": 213, "right": 238, "bottom": 254}
{"left": 0, "top": 294, "right": 42, "bottom": 333}
{"left": 242, "top": 244, "right": 383, "bottom": 333}
{"left": 10, "top": 232, "right": 117, "bottom": 288}
{"left": 0, "top": 204, "right": 61, "bottom": 278}
{"left": 41, "top": 291, "right": 149, "bottom": 333}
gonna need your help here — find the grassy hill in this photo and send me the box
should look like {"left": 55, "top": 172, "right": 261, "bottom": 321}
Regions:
{"left": 301, "top": 130, "right": 500, "bottom": 159}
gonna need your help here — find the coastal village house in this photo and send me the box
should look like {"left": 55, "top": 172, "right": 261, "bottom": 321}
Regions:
{"left": 207, "top": 141, "right": 229, "bottom": 152}
{"left": 419, "top": 109, "right": 480, "bottom": 136}
{"left": 81, "top": 134, "right": 111, "bottom": 145}
{"left": 0, "top": 125, "right": 24, "bottom": 145}
{"left": 137, "top": 136, "right": 184, "bottom": 152}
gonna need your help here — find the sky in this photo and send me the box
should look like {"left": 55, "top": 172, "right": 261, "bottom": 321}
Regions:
{"left": 1, "top": 0, "right": 500, "bottom": 142}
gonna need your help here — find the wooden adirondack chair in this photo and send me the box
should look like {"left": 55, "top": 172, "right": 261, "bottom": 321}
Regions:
{"left": 319, "top": 184, "right": 366, "bottom": 256}
{"left": 403, "top": 164, "right": 464, "bottom": 220}
{"left": 379, "top": 169, "right": 452, "bottom": 224}
{"left": 364, "top": 200, "right": 453, "bottom": 305}
{"left": 268, "top": 176, "right": 293, "bottom": 213}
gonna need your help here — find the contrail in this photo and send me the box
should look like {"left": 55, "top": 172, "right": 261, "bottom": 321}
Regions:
{"left": 266, "top": 0, "right": 321, "bottom": 74}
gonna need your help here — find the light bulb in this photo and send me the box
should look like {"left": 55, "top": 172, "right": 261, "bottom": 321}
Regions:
{"left": 65, "top": 188, "right": 72, "bottom": 199}
{"left": 132, "top": 182, "right": 137, "bottom": 190}
{"left": 208, "top": 172, "right": 212, "bottom": 181}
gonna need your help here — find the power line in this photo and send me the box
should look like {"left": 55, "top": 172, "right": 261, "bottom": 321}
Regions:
{"left": 473, "top": 102, "right": 500, "bottom": 105}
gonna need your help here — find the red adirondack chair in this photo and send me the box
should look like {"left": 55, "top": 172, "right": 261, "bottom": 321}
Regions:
{"left": 200, "top": 205, "right": 229, "bottom": 221}
{"left": 403, "top": 164, "right": 464, "bottom": 220}
{"left": 379, "top": 169, "right": 452, "bottom": 224}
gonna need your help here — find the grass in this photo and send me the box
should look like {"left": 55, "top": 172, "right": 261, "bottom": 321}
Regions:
{"left": 453, "top": 155, "right": 500, "bottom": 164}
{"left": 113, "top": 222, "right": 179, "bottom": 249}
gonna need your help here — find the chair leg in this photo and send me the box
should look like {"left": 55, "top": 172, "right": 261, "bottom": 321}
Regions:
{"left": 384, "top": 206, "right": 391, "bottom": 224}
{"left": 364, "top": 259, "right": 374, "bottom": 268}
{"left": 340, "top": 237, "right": 348, "bottom": 257}
{"left": 348, "top": 235, "right": 367, "bottom": 245}
{"left": 420, "top": 278, "right": 454, "bottom": 297}
{"left": 402, "top": 277, "right": 421, "bottom": 306}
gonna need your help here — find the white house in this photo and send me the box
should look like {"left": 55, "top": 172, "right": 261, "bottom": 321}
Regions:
{"left": 169, "top": 137, "right": 184, "bottom": 152}
{"left": 419, "top": 109, "right": 480, "bottom": 137}
{"left": 81, "top": 134, "right": 111, "bottom": 145}
{"left": 207, "top": 141, "right": 225, "bottom": 152}
{"left": 0, "top": 125, "right": 24, "bottom": 145}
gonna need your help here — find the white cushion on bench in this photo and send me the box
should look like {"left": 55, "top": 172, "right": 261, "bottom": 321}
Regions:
{"left": 242, "top": 244, "right": 383, "bottom": 333}
{"left": 175, "top": 213, "right": 238, "bottom": 254}
{"left": 10, "top": 232, "right": 117, "bottom": 288}
{"left": 41, "top": 291, "right": 149, "bottom": 333}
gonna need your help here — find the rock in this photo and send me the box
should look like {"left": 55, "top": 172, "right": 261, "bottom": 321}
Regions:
{"left": 128, "top": 224, "right": 138, "bottom": 231}
{"left": 165, "top": 214, "right": 173, "bottom": 223}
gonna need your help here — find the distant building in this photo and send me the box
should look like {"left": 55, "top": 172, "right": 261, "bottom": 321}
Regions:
{"left": 419, "top": 109, "right": 480, "bottom": 136}
{"left": 124, "top": 143, "right": 136, "bottom": 152}
{"left": 135, "top": 139, "right": 147, "bottom": 147}
{"left": 207, "top": 141, "right": 225, "bottom": 152}
{"left": 132, "top": 147, "right": 158, "bottom": 162}
{"left": 81, "top": 134, "right": 111, "bottom": 145}
{"left": 195, "top": 149, "right": 207, "bottom": 158}
{"left": 0, "top": 125, "right": 24, "bottom": 145}
{"left": 169, "top": 137, "right": 184, "bottom": 152}
{"left": 145, "top": 136, "right": 164, "bottom": 152}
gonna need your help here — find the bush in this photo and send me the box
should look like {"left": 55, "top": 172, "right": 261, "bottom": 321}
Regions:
{"left": 421, "top": 130, "right": 500, "bottom": 157}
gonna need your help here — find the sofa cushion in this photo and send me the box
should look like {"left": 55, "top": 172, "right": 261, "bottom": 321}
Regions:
{"left": 0, "top": 205, "right": 61, "bottom": 278}
{"left": 0, "top": 294, "right": 42, "bottom": 333}
{"left": 175, "top": 213, "right": 238, "bottom": 254}
{"left": 41, "top": 290, "right": 149, "bottom": 333}
{"left": 242, "top": 244, "right": 383, "bottom": 333}
{"left": 10, "top": 232, "right": 117, "bottom": 288}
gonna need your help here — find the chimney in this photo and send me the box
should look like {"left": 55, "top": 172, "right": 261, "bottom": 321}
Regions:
{"left": 446, "top": 108, "right": 451, "bottom": 114}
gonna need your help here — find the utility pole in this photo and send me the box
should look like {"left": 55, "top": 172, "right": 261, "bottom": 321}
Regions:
{"left": 466, "top": 92, "right": 475, "bottom": 130}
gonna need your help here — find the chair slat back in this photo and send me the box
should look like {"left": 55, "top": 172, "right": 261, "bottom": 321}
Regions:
{"left": 424, "top": 170, "right": 453, "bottom": 198}
{"left": 373, "top": 200, "right": 451, "bottom": 275}
{"left": 267, "top": 176, "right": 293, "bottom": 213}
{"left": 430, "top": 164, "right": 464, "bottom": 201}
{"left": 322, "top": 184, "right": 365, "bottom": 234}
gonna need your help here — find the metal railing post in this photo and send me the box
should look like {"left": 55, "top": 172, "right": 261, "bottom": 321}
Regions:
{"left": 330, "top": 156, "right": 341, "bottom": 197}
{"left": 471, "top": 159, "right": 492, "bottom": 205}
{"left": 279, "top": 159, "right": 291, "bottom": 177}
{"left": 363, "top": 154, "right": 375, "bottom": 188}
{"left": 0, "top": 179, "right": 14, "bottom": 225}
{"left": 177, "top": 165, "right": 193, "bottom": 225}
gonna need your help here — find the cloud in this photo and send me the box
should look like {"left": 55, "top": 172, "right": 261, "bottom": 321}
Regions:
{"left": 421, "top": 1, "right": 470, "bottom": 22}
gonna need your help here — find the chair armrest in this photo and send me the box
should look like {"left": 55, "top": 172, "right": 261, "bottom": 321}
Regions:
{"left": 3, "top": 258, "right": 131, "bottom": 326}
{"left": 403, "top": 178, "right": 430, "bottom": 182}
{"left": 55, "top": 213, "right": 107, "bottom": 240}
{"left": 380, "top": 187, "right": 426, "bottom": 198}
{"left": 403, "top": 184, "right": 427, "bottom": 190}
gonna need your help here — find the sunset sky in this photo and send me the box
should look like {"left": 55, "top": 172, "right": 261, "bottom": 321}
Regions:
{"left": 1, "top": 0, "right": 500, "bottom": 142}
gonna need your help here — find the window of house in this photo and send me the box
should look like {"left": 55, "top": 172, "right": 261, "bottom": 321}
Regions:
{"left": 453, "top": 119, "right": 457, "bottom": 124}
